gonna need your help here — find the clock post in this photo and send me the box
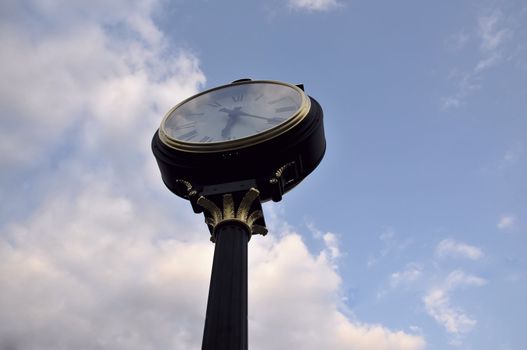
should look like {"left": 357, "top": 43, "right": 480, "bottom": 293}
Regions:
{"left": 198, "top": 188, "right": 266, "bottom": 350}
{"left": 152, "top": 79, "right": 326, "bottom": 350}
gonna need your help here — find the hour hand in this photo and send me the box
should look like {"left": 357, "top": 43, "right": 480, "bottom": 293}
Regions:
{"left": 219, "top": 107, "right": 242, "bottom": 115}
{"left": 221, "top": 117, "right": 236, "bottom": 138}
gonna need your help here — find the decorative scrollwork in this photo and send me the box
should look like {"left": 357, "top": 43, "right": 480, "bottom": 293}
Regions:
{"left": 269, "top": 162, "right": 296, "bottom": 184}
{"left": 174, "top": 179, "right": 198, "bottom": 198}
{"left": 269, "top": 161, "right": 297, "bottom": 202}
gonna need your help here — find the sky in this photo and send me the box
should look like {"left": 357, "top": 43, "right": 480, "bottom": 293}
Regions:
{"left": 0, "top": 0, "right": 526, "bottom": 349}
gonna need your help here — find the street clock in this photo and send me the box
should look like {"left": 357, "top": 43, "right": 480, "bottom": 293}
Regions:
{"left": 152, "top": 79, "right": 325, "bottom": 205}
{"left": 151, "top": 79, "right": 326, "bottom": 350}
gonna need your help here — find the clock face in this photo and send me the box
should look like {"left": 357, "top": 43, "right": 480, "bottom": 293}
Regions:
{"left": 160, "top": 81, "right": 309, "bottom": 148}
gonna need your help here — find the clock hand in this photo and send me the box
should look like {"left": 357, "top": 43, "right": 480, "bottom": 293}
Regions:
{"left": 219, "top": 107, "right": 242, "bottom": 115}
{"left": 218, "top": 108, "right": 283, "bottom": 139}
{"left": 236, "top": 111, "right": 268, "bottom": 120}
{"left": 221, "top": 113, "right": 240, "bottom": 139}
{"left": 219, "top": 108, "right": 274, "bottom": 121}
{"left": 220, "top": 107, "right": 279, "bottom": 123}
{"left": 237, "top": 111, "right": 285, "bottom": 124}
{"left": 219, "top": 107, "right": 245, "bottom": 139}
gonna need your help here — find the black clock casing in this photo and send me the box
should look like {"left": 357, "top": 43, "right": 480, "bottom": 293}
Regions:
{"left": 152, "top": 80, "right": 325, "bottom": 203}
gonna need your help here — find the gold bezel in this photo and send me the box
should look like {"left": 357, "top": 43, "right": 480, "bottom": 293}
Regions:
{"left": 158, "top": 80, "right": 311, "bottom": 153}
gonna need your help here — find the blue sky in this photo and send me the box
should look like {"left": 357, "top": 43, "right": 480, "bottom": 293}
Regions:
{"left": 1, "top": 0, "right": 526, "bottom": 349}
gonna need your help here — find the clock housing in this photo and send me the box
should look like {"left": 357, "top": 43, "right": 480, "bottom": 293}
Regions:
{"left": 152, "top": 80, "right": 325, "bottom": 204}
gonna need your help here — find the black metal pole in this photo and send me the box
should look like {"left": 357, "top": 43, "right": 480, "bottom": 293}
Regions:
{"left": 202, "top": 221, "right": 249, "bottom": 350}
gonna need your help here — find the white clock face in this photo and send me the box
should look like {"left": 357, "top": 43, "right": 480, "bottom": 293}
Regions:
{"left": 161, "top": 81, "right": 306, "bottom": 144}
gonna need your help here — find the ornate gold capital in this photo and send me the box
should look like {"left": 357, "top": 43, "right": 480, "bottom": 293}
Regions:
{"left": 197, "top": 188, "right": 268, "bottom": 242}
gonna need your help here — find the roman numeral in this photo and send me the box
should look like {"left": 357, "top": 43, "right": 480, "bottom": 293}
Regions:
{"left": 207, "top": 101, "right": 222, "bottom": 108}
{"left": 174, "top": 121, "right": 196, "bottom": 130}
{"left": 254, "top": 93, "right": 264, "bottom": 101}
{"left": 275, "top": 106, "right": 297, "bottom": 113}
{"left": 268, "top": 96, "right": 291, "bottom": 105}
{"left": 199, "top": 136, "right": 213, "bottom": 143}
{"left": 266, "top": 117, "right": 286, "bottom": 124}
{"left": 186, "top": 112, "right": 204, "bottom": 117}
{"left": 179, "top": 130, "right": 198, "bottom": 141}
{"left": 232, "top": 93, "right": 244, "bottom": 102}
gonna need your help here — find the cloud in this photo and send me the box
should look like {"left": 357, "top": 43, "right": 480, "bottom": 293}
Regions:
{"left": 497, "top": 214, "right": 516, "bottom": 231}
{"left": 306, "top": 221, "right": 342, "bottom": 262}
{"left": 250, "top": 234, "right": 426, "bottom": 350}
{"left": 503, "top": 142, "right": 523, "bottom": 165}
{"left": 440, "top": 71, "right": 481, "bottom": 110}
{"left": 423, "top": 270, "right": 486, "bottom": 336}
{"left": 0, "top": 1, "right": 204, "bottom": 348}
{"left": 0, "top": 0, "right": 205, "bottom": 170}
{"left": 0, "top": 181, "right": 211, "bottom": 350}
{"left": 435, "top": 239, "right": 483, "bottom": 260}
{"left": 440, "top": 96, "right": 461, "bottom": 109}
{"left": 0, "top": 0, "right": 205, "bottom": 227}
{"left": 323, "top": 232, "right": 342, "bottom": 260}
{"left": 441, "top": 8, "right": 513, "bottom": 108}
{"left": 473, "top": 10, "right": 511, "bottom": 74}
{"left": 444, "top": 270, "right": 487, "bottom": 289}
{"left": 0, "top": 182, "right": 426, "bottom": 350}
{"left": 474, "top": 52, "right": 502, "bottom": 72}
{"left": 424, "top": 289, "right": 476, "bottom": 334}
{"left": 288, "top": 0, "right": 341, "bottom": 11}
{"left": 478, "top": 10, "right": 511, "bottom": 52}
{"left": 390, "top": 263, "right": 423, "bottom": 288}
{"left": 368, "top": 227, "right": 413, "bottom": 268}
{"left": 446, "top": 31, "right": 470, "bottom": 50}
{"left": 492, "top": 142, "right": 524, "bottom": 172}
{"left": 376, "top": 263, "right": 423, "bottom": 299}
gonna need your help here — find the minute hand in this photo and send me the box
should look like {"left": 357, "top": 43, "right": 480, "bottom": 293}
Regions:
{"left": 237, "top": 111, "right": 285, "bottom": 123}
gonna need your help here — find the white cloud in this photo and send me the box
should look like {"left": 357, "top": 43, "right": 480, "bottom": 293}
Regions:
{"left": 423, "top": 270, "right": 486, "bottom": 337}
{"left": 497, "top": 214, "right": 516, "bottom": 231}
{"left": 0, "top": 182, "right": 211, "bottom": 350}
{"left": 380, "top": 227, "right": 395, "bottom": 243}
{"left": 289, "top": 0, "right": 341, "bottom": 11}
{"left": 376, "top": 263, "right": 422, "bottom": 299}
{"left": 444, "top": 270, "right": 487, "bottom": 290}
{"left": 390, "top": 263, "right": 423, "bottom": 288}
{"left": 0, "top": 0, "right": 205, "bottom": 169}
{"left": 441, "top": 71, "right": 481, "bottom": 110}
{"left": 435, "top": 239, "right": 483, "bottom": 260}
{"left": 423, "top": 289, "right": 476, "bottom": 334}
{"left": 474, "top": 52, "right": 502, "bottom": 72}
{"left": 446, "top": 31, "right": 470, "bottom": 50}
{"left": 306, "top": 221, "right": 341, "bottom": 261}
{"left": 0, "top": 1, "right": 204, "bottom": 347}
{"left": 504, "top": 150, "right": 519, "bottom": 163}
{"left": 0, "top": 182, "right": 426, "bottom": 350}
{"left": 423, "top": 270, "right": 486, "bottom": 341}
{"left": 368, "top": 228, "right": 412, "bottom": 268}
{"left": 441, "top": 96, "right": 461, "bottom": 109}
{"left": 472, "top": 10, "right": 510, "bottom": 73}
{"left": 323, "top": 232, "right": 341, "bottom": 260}
{"left": 478, "top": 10, "right": 511, "bottom": 52}
{"left": 441, "top": 8, "right": 513, "bottom": 109}
{"left": 503, "top": 143, "right": 523, "bottom": 165}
